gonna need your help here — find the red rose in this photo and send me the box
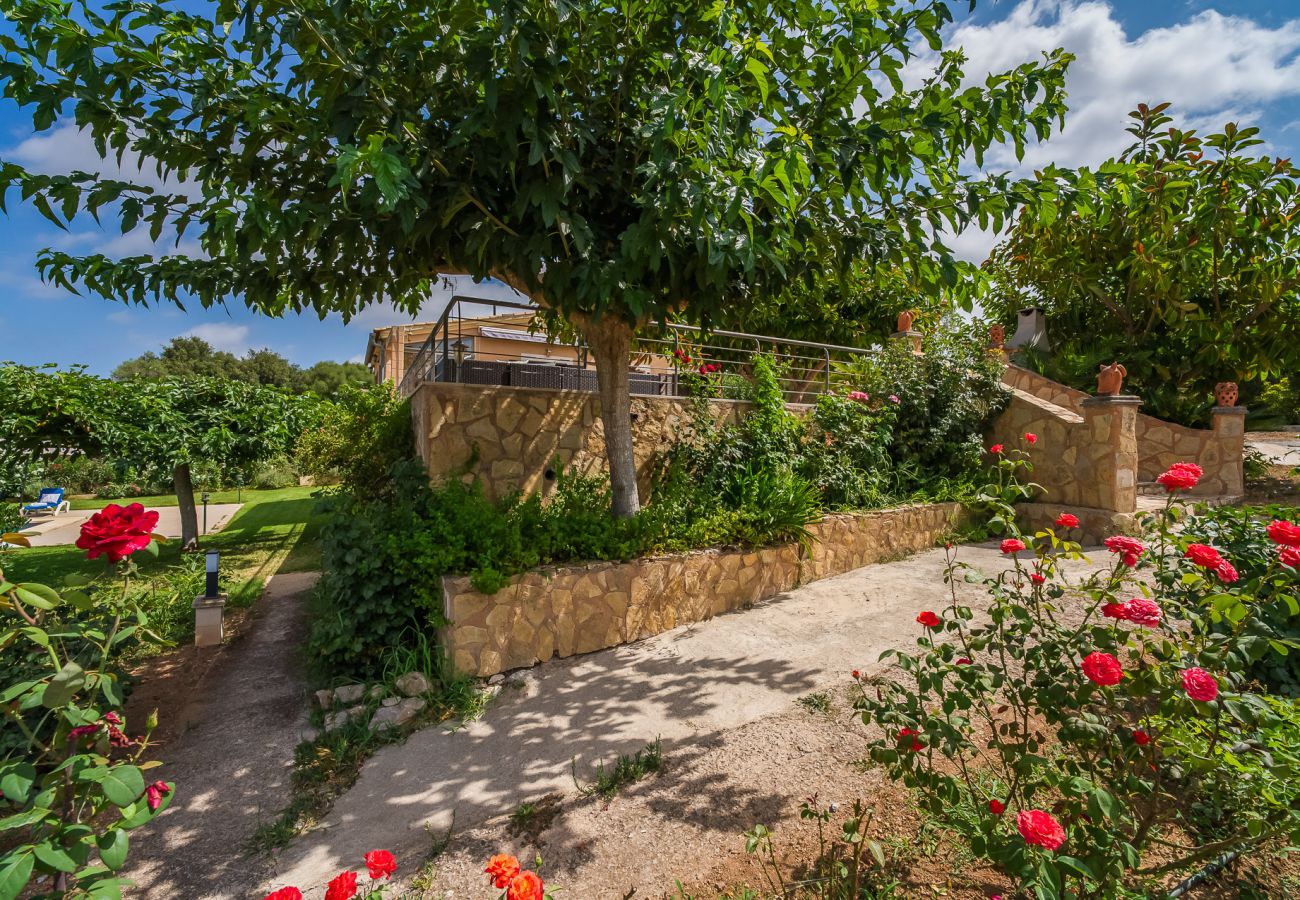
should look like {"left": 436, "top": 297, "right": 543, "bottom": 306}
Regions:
{"left": 1184, "top": 543, "right": 1224, "bottom": 570}
{"left": 263, "top": 890, "right": 303, "bottom": 900}
{"left": 1016, "top": 809, "right": 1066, "bottom": 850}
{"left": 485, "top": 855, "right": 521, "bottom": 889}
{"left": 1267, "top": 519, "right": 1300, "bottom": 547}
{"left": 1101, "top": 602, "right": 1129, "bottom": 620}
{"left": 507, "top": 871, "right": 546, "bottom": 900}
{"left": 896, "top": 727, "right": 924, "bottom": 751}
{"left": 324, "top": 871, "right": 358, "bottom": 900}
{"left": 1122, "top": 598, "right": 1162, "bottom": 628}
{"left": 1081, "top": 651, "right": 1123, "bottom": 686}
{"left": 145, "top": 781, "right": 171, "bottom": 812}
{"left": 1132, "top": 729, "right": 1151, "bottom": 746}
{"left": 1215, "top": 560, "right": 1238, "bottom": 583}
{"left": 1024, "top": 432, "right": 1038, "bottom": 444}
{"left": 1000, "top": 538, "right": 1026, "bottom": 555}
{"left": 989, "top": 799, "right": 1005, "bottom": 815}
{"left": 1182, "top": 667, "right": 1218, "bottom": 702}
{"left": 74, "top": 503, "right": 160, "bottom": 563}
{"left": 916, "top": 610, "right": 940, "bottom": 628}
{"left": 990, "top": 444, "right": 1004, "bottom": 454}
{"left": 1104, "top": 535, "right": 1145, "bottom": 567}
{"left": 1055, "top": 513, "right": 1079, "bottom": 529}
{"left": 956, "top": 657, "right": 972, "bottom": 665}
{"left": 1281, "top": 546, "right": 1300, "bottom": 569}
{"left": 364, "top": 850, "right": 397, "bottom": 881}
{"left": 851, "top": 669, "right": 861, "bottom": 679}
{"left": 1156, "top": 462, "right": 1203, "bottom": 492}
{"left": 1030, "top": 573, "right": 1046, "bottom": 585}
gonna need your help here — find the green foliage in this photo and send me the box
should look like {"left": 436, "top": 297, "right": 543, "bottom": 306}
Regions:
{"left": 1177, "top": 503, "right": 1300, "bottom": 695}
{"left": 295, "top": 384, "right": 413, "bottom": 494}
{"left": 112, "top": 336, "right": 371, "bottom": 397}
{"left": 856, "top": 493, "right": 1300, "bottom": 898}
{"left": 0, "top": 539, "right": 173, "bottom": 899}
{"left": 984, "top": 104, "right": 1300, "bottom": 426}
{"left": 572, "top": 739, "right": 663, "bottom": 799}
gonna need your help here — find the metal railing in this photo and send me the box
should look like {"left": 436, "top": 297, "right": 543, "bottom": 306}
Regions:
{"left": 397, "top": 296, "right": 882, "bottom": 404}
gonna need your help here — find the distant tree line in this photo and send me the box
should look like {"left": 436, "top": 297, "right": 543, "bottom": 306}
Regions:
{"left": 112, "top": 336, "right": 371, "bottom": 398}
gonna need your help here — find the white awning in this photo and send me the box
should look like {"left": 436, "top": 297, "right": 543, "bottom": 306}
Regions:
{"left": 477, "top": 326, "right": 554, "bottom": 344}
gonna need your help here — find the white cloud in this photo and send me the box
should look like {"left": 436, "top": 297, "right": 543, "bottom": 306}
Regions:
{"left": 931, "top": 1, "right": 1300, "bottom": 175}
{"left": 6, "top": 121, "right": 191, "bottom": 194}
{"left": 183, "top": 322, "right": 250, "bottom": 353}
{"left": 348, "top": 274, "right": 533, "bottom": 328}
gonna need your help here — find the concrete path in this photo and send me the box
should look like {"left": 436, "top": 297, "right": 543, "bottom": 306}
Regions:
{"left": 124, "top": 571, "right": 318, "bottom": 899}
{"left": 20, "top": 503, "right": 243, "bottom": 547}
{"left": 262, "top": 543, "right": 1110, "bottom": 896}
{"left": 1247, "top": 435, "right": 1300, "bottom": 466}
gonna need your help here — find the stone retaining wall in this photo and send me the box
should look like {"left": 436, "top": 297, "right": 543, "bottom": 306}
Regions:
{"left": 1000, "top": 365, "right": 1244, "bottom": 498}
{"left": 410, "top": 381, "right": 758, "bottom": 501}
{"left": 441, "top": 503, "right": 965, "bottom": 677}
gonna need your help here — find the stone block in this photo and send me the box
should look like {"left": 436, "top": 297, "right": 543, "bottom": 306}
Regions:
{"left": 334, "top": 684, "right": 366, "bottom": 705}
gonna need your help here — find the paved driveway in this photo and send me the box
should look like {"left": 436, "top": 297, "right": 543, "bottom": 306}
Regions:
{"left": 18, "top": 503, "right": 243, "bottom": 547}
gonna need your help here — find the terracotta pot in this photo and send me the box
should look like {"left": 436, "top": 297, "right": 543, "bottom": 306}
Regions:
{"left": 1214, "top": 381, "right": 1238, "bottom": 407}
{"left": 989, "top": 324, "right": 1005, "bottom": 349}
{"left": 896, "top": 310, "right": 915, "bottom": 333}
{"left": 1096, "top": 362, "right": 1127, "bottom": 396}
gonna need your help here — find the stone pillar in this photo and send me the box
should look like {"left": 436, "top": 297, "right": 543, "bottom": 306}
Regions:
{"left": 890, "top": 330, "right": 923, "bottom": 356}
{"left": 193, "top": 593, "right": 227, "bottom": 647}
{"left": 1211, "top": 405, "right": 1247, "bottom": 497}
{"left": 1079, "top": 395, "right": 1141, "bottom": 514}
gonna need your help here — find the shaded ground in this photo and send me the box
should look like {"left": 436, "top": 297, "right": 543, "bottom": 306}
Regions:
{"left": 123, "top": 571, "right": 319, "bottom": 898}
{"left": 260, "top": 543, "right": 1112, "bottom": 898}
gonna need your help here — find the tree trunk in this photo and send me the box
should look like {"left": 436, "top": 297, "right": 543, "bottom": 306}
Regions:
{"left": 584, "top": 317, "right": 641, "bottom": 518}
{"left": 173, "top": 463, "right": 199, "bottom": 551}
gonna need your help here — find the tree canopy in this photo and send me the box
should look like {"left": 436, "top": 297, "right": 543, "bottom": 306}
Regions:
{"left": 983, "top": 103, "right": 1300, "bottom": 425}
{"left": 112, "top": 337, "right": 371, "bottom": 396}
{"left": 0, "top": 364, "right": 319, "bottom": 545}
{"left": 0, "top": 0, "right": 1071, "bottom": 515}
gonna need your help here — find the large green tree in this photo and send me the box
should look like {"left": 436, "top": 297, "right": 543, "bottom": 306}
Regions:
{"left": 984, "top": 103, "right": 1300, "bottom": 424}
{"left": 0, "top": 364, "right": 318, "bottom": 547}
{"left": 113, "top": 337, "right": 370, "bottom": 396}
{"left": 0, "top": 0, "right": 1070, "bottom": 516}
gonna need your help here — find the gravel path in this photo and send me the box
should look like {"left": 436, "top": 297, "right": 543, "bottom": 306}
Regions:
{"left": 261, "top": 544, "right": 1109, "bottom": 898}
{"left": 124, "top": 571, "right": 318, "bottom": 899}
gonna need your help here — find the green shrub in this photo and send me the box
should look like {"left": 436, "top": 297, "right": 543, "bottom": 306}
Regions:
{"left": 1178, "top": 503, "right": 1300, "bottom": 695}
{"left": 296, "top": 383, "right": 413, "bottom": 493}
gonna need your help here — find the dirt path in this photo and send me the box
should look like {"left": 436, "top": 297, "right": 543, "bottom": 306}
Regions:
{"left": 263, "top": 544, "right": 1109, "bottom": 898}
{"left": 123, "top": 571, "right": 319, "bottom": 899}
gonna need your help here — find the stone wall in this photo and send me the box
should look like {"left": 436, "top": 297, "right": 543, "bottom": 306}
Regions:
{"left": 1000, "top": 365, "right": 1244, "bottom": 499}
{"left": 986, "top": 389, "right": 1139, "bottom": 513}
{"left": 441, "top": 503, "right": 965, "bottom": 677}
{"left": 409, "top": 381, "right": 756, "bottom": 501}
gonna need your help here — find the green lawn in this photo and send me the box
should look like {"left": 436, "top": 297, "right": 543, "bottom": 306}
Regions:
{"left": 6, "top": 485, "right": 330, "bottom": 609}
{"left": 68, "top": 485, "right": 315, "bottom": 511}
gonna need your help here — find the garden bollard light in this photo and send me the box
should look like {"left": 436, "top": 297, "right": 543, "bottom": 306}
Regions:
{"left": 193, "top": 550, "right": 226, "bottom": 647}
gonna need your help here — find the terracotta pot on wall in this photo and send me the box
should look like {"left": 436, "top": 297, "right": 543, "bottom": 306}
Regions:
{"left": 989, "top": 324, "right": 1005, "bottom": 350}
{"left": 1096, "top": 362, "right": 1127, "bottom": 396}
{"left": 1214, "top": 382, "right": 1239, "bottom": 407}
{"left": 896, "top": 309, "right": 915, "bottom": 333}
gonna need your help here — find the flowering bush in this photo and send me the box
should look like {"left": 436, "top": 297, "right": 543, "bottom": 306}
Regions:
{"left": 0, "top": 510, "right": 171, "bottom": 898}
{"left": 855, "top": 463, "right": 1300, "bottom": 897}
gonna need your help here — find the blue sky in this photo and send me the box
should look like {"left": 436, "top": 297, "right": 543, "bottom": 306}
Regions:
{"left": 1, "top": 0, "right": 1299, "bottom": 375}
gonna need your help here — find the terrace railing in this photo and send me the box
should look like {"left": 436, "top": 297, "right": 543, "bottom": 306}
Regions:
{"left": 398, "top": 296, "right": 881, "bottom": 404}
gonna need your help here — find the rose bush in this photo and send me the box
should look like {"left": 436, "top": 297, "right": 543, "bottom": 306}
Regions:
{"left": 0, "top": 511, "right": 172, "bottom": 899}
{"left": 856, "top": 457, "right": 1300, "bottom": 897}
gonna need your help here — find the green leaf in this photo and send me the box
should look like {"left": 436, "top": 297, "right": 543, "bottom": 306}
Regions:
{"left": 0, "top": 808, "right": 49, "bottom": 833}
{"left": 33, "top": 842, "right": 78, "bottom": 873}
{"left": 97, "top": 766, "right": 145, "bottom": 808}
{"left": 42, "top": 662, "right": 86, "bottom": 709}
{"left": 0, "top": 851, "right": 34, "bottom": 900}
{"left": 96, "top": 830, "right": 128, "bottom": 871}
{"left": 0, "top": 763, "right": 36, "bottom": 805}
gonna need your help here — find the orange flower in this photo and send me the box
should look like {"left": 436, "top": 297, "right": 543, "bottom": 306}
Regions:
{"left": 485, "top": 854, "right": 521, "bottom": 889}
{"left": 507, "top": 870, "right": 545, "bottom": 900}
